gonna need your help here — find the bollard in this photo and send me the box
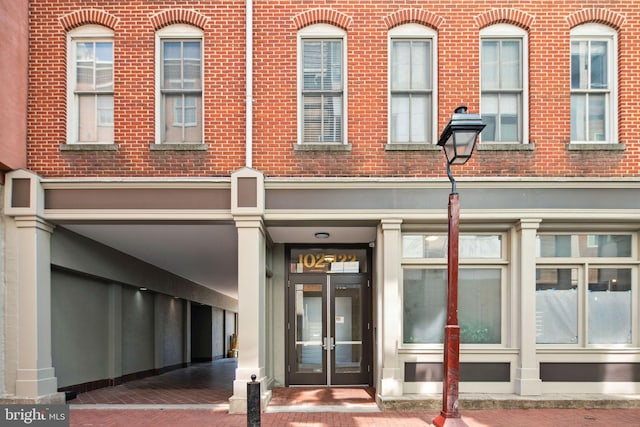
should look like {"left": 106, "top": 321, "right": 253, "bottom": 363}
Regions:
{"left": 247, "top": 374, "right": 260, "bottom": 427}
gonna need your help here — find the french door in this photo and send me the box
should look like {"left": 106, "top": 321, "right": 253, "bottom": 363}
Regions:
{"left": 286, "top": 273, "right": 371, "bottom": 386}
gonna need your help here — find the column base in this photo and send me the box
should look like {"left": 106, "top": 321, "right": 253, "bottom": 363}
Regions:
{"left": 229, "top": 371, "right": 271, "bottom": 414}
{"left": 380, "top": 368, "right": 403, "bottom": 396}
{"left": 0, "top": 392, "right": 66, "bottom": 405}
{"left": 15, "top": 368, "right": 59, "bottom": 400}
{"left": 229, "top": 389, "right": 272, "bottom": 414}
{"left": 515, "top": 368, "right": 542, "bottom": 396}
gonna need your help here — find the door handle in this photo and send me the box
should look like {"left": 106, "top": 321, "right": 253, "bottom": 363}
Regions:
{"left": 329, "top": 337, "right": 335, "bottom": 350}
{"left": 322, "top": 337, "right": 328, "bottom": 350}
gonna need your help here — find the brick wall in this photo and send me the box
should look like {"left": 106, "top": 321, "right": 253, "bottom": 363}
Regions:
{"left": 28, "top": 1, "right": 640, "bottom": 178}
{"left": 28, "top": 1, "right": 245, "bottom": 177}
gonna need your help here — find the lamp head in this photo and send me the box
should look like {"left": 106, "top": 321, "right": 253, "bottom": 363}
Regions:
{"left": 437, "top": 106, "right": 486, "bottom": 165}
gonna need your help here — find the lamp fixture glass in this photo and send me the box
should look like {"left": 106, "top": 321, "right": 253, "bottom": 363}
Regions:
{"left": 314, "top": 232, "right": 330, "bottom": 239}
{"left": 437, "top": 106, "right": 486, "bottom": 165}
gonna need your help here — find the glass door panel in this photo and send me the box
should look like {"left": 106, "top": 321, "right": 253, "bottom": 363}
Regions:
{"left": 288, "top": 276, "right": 327, "bottom": 385}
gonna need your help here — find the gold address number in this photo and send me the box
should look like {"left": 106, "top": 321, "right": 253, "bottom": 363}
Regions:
{"left": 297, "top": 253, "right": 358, "bottom": 269}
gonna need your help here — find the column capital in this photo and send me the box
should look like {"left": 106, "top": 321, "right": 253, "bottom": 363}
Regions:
{"left": 14, "top": 215, "right": 55, "bottom": 233}
{"left": 516, "top": 218, "right": 542, "bottom": 231}
{"left": 380, "top": 218, "right": 403, "bottom": 230}
{"left": 4, "top": 169, "right": 44, "bottom": 217}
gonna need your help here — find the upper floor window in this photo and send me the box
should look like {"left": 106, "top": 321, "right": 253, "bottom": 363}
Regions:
{"left": 389, "top": 24, "right": 436, "bottom": 144}
{"left": 570, "top": 24, "right": 617, "bottom": 143}
{"left": 480, "top": 24, "right": 528, "bottom": 144}
{"left": 156, "top": 25, "right": 203, "bottom": 144}
{"left": 67, "top": 25, "right": 114, "bottom": 144}
{"left": 298, "top": 25, "right": 346, "bottom": 144}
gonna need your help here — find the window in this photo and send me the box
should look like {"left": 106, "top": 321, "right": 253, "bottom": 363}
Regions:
{"left": 67, "top": 25, "right": 114, "bottom": 144}
{"left": 480, "top": 25, "right": 527, "bottom": 144}
{"left": 570, "top": 24, "right": 617, "bottom": 143}
{"left": 402, "top": 234, "right": 504, "bottom": 345}
{"left": 156, "top": 25, "right": 203, "bottom": 144}
{"left": 298, "top": 25, "right": 346, "bottom": 144}
{"left": 536, "top": 234, "right": 636, "bottom": 346}
{"left": 389, "top": 24, "right": 436, "bottom": 144}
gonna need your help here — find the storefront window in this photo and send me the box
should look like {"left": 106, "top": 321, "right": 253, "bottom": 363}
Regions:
{"left": 403, "top": 268, "right": 501, "bottom": 344}
{"left": 536, "top": 233, "right": 635, "bottom": 347}
{"left": 403, "top": 234, "right": 501, "bottom": 259}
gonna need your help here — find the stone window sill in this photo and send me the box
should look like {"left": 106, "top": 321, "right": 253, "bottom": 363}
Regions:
{"left": 567, "top": 143, "right": 625, "bottom": 151}
{"left": 150, "top": 143, "right": 208, "bottom": 151}
{"left": 476, "top": 143, "right": 535, "bottom": 151}
{"left": 385, "top": 143, "right": 440, "bottom": 151}
{"left": 60, "top": 143, "right": 118, "bottom": 152}
{"left": 294, "top": 143, "right": 352, "bottom": 152}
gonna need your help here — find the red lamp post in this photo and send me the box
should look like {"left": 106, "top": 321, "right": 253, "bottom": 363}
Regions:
{"left": 432, "top": 107, "right": 485, "bottom": 427}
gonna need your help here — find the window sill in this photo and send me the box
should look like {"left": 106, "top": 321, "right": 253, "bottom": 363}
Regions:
{"left": 60, "top": 143, "right": 118, "bottom": 152}
{"left": 294, "top": 143, "right": 352, "bottom": 152}
{"left": 567, "top": 143, "right": 626, "bottom": 151}
{"left": 385, "top": 143, "right": 440, "bottom": 151}
{"left": 476, "top": 143, "right": 535, "bottom": 151}
{"left": 149, "top": 143, "right": 208, "bottom": 151}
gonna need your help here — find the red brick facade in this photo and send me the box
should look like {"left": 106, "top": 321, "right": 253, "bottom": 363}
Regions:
{"left": 28, "top": 1, "right": 640, "bottom": 178}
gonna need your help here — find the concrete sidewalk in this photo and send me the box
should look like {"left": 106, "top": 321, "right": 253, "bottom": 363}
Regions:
{"left": 70, "top": 406, "right": 640, "bottom": 426}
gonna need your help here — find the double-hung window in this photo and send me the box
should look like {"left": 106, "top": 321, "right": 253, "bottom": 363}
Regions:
{"left": 389, "top": 24, "right": 436, "bottom": 144}
{"left": 480, "top": 25, "right": 527, "bottom": 144}
{"left": 157, "top": 25, "right": 203, "bottom": 144}
{"left": 299, "top": 25, "right": 346, "bottom": 144}
{"left": 570, "top": 24, "right": 617, "bottom": 143}
{"left": 67, "top": 25, "right": 114, "bottom": 144}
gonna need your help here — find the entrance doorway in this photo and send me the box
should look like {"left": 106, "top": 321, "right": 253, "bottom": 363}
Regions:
{"left": 286, "top": 246, "right": 372, "bottom": 386}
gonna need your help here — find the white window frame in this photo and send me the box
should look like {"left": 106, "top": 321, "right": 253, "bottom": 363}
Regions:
{"left": 66, "top": 25, "right": 114, "bottom": 145}
{"left": 480, "top": 24, "right": 529, "bottom": 145}
{"left": 297, "top": 24, "right": 348, "bottom": 145}
{"left": 536, "top": 233, "right": 638, "bottom": 348}
{"left": 388, "top": 24, "right": 438, "bottom": 145}
{"left": 400, "top": 232, "right": 509, "bottom": 348}
{"left": 570, "top": 24, "right": 617, "bottom": 144}
{"left": 155, "top": 24, "right": 204, "bottom": 145}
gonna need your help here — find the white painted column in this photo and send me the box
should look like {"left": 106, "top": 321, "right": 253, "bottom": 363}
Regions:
{"left": 229, "top": 216, "right": 269, "bottom": 413}
{"left": 514, "top": 219, "right": 542, "bottom": 395}
{"left": 14, "top": 216, "right": 60, "bottom": 400}
{"left": 379, "top": 218, "right": 403, "bottom": 398}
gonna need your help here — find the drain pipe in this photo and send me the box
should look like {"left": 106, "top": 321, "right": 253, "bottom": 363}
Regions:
{"left": 245, "top": 0, "right": 253, "bottom": 168}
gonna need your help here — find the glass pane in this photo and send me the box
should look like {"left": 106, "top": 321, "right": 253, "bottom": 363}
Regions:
{"left": 97, "top": 95, "right": 114, "bottom": 126}
{"left": 571, "top": 41, "right": 588, "bottom": 89}
{"left": 163, "top": 94, "right": 182, "bottom": 143}
{"left": 303, "top": 41, "right": 322, "bottom": 90}
{"left": 459, "top": 269, "right": 501, "bottom": 344}
{"left": 183, "top": 96, "right": 202, "bottom": 143}
{"left": 481, "top": 41, "right": 499, "bottom": 89}
{"left": 334, "top": 284, "right": 362, "bottom": 374}
{"left": 410, "top": 95, "right": 429, "bottom": 142}
{"left": 294, "top": 283, "right": 323, "bottom": 374}
{"left": 411, "top": 41, "right": 430, "bottom": 90}
{"left": 481, "top": 94, "right": 498, "bottom": 141}
{"left": 536, "top": 268, "right": 578, "bottom": 344}
{"left": 290, "top": 248, "right": 368, "bottom": 273}
{"left": 322, "top": 95, "right": 342, "bottom": 142}
{"left": 570, "top": 94, "right": 586, "bottom": 140}
{"left": 391, "top": 41, "right": 410, "bottom": 91}
{"left": 500, "top": 40, "right": 521, "bottom": 89}
{"left": 163, "top": 42, "right": 182, "bottom": 89}
{"left": 183, "top": 41, "right": 201, "bottom": 90}
{"left": 403, "top": 268, "right": 501, "bottom": 344}
{"left": 403, "top": 269, "right": 446, "bottom": 343}
{"left": 76, "top": 42, "right": 94, "bottom": 90}
{"left": 303, "top": 94, "right": 321, "bottom": 142}
{"left": 402, "top": 234, "right": 501, "bottom": 258}
{"left": 588, "top": 268, "right": 631, "bottom": 344}
{"left": 588, "top": 94, "right": 606, "bottom": 141}
{"left": 537, "top": 235, "right": 632, "bottom": 258}
{"left": 324, "top": 40, "right": 342, "bottom": 91}
{"left": 95, "top": 42, "right": 113, "bottom": 91}
{"left": 77, "top": 94, "right": 97, "bottom": 142}
{"left": 590, "top": 41, "right": 608, "bottom": 89}
{"left": 500, "top": 94, "right": 519, "bottom": 141}
{"left": 391, "top": 95, "right": 410, "bottom": 142}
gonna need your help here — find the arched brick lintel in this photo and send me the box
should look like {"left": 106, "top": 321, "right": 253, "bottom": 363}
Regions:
{"left": 150, "top": 9, "right": 209, "bottom": 31}
{"left": 384, "top": 9, "right": 444, "bottom": 31}
{"left": 475, "top": 8, "right": 535, "bottom": 31}
{"left": 292, "top": 9, "right": 353, "bottom": 31}
{"left": 566, "top": 8, "right": 625, "bottom": 31}
{"left": 60, "top": 9, "right": 119, "bottom": 31}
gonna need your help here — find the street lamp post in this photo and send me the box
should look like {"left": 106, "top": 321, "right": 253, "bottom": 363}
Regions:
{"left": 432, "top": 106, "right": 485, "bottom": 427}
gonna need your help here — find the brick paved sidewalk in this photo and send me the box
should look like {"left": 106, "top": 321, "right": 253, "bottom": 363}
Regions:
{"left": 70, "top": 407, "right": 640, "bottom": 427}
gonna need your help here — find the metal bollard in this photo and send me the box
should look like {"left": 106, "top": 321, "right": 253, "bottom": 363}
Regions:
{"left": 247, "top": 374, "right": 260, "bottom": 427}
